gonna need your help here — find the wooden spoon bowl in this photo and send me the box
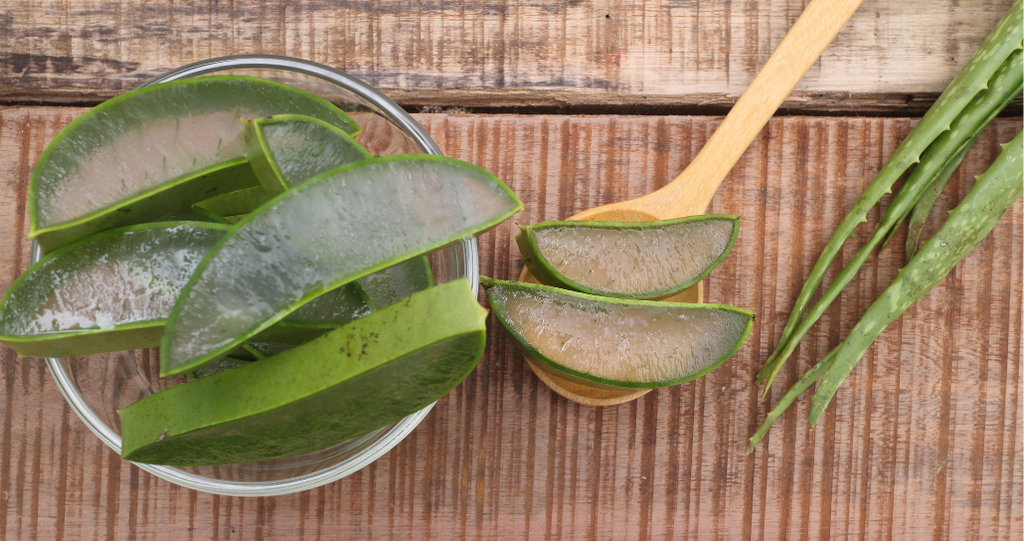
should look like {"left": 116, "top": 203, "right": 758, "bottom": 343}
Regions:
{"left": 517, "top": 0, "right": 865, "bottom": 406}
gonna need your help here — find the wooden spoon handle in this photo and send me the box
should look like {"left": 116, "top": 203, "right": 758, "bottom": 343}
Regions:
{"left": 637, "top": 0, "right": 864, "bottom": 219}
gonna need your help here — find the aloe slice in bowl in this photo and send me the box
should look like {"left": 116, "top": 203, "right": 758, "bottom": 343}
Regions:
{"left": 481, "top": 277, "right": 753, "bottom": 389}
{"left": 0, "top": 222, "right": 230, "bottom": 358}
{"left": 516, "top": 215, "right": 739, "bottom": 299}
{"left": 356, "top": 256, "right": 434, "bottom": 309}
{"left": 160, "top": 155, "right": 522, "bottom": 377}
{"left": 242, "top": 114, "right": 373, "bottom": 196}
{"left": 252, "top": 282, "right": 375, "bottom": 344}
{"left": 241, "top": 112, "right": 431, "bottom": 312}
{"left": 195, "top": 186, "right": 273, "bottom": 219}
{"left": 121, "top": 279, "right": 487, "bottom": 466}
{"left": 161, "top": 205, "right": 232, "bottom": 224}
{"left": 28, "top": 75, "right": 360, "bottom": 252}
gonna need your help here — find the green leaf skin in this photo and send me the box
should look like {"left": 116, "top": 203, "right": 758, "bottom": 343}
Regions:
{"left": 761, "top": 2, "right": 1023, "bottom": 388}
{"left": 0, "top": 222, "right": 230, "bottom": 358}
{"left": 161, "top": 155, "right": 522, "bottom": 377}
{"left": 195, "top": 186, "right": 274, "bottom": 218}
{"left": 757, "top": 49, "right": 1024, "bottom": 392}
{"left": 241, "top": 114, "right": 373, "bottom": 196}
{"left": 120, "top": 279, "right": 487, "bottom": 466}
{"left": 481, "top": 277, "right": 753, "bottom": 390}
{"left": 161, "top": 205, "right": 232, "bottom": 225}
{"left": 28, "top": 75, "right": 360, "bottom": 252}
{"left": 516, "top": 215, "right": 739, "bottom": 299}
{"left": 355, "top": 256, "right": 434, "bottom": 309}
{"left": 808, "top": 130, "right": 1023, "bottom": 425}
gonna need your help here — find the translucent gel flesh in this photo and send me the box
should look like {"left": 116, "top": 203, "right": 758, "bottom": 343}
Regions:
{"left": 492, "top": 286, "right": 748, "bottom": 384}
{"left": 165, "top": 158, "right": 518, "bottom": 366}
{"left": 261, "top": 120, "right": 370, "bottom": 188}
{"left": 532, "top": 219, "right": 734, "bottom": 295}
{"left": 0, "top": 225, "right": 225, "bottom": 336}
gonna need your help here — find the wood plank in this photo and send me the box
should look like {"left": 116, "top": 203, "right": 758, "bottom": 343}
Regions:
{"left": 0, "top": 107, "right": 1021, "bottom": 539}
{"left": 0, "top": 0, "right": 1018, "bottom": 113}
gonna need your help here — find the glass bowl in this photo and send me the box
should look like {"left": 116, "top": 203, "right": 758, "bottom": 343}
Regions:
{"left": 34, "top": 55, "right": 478, "bottom": 497}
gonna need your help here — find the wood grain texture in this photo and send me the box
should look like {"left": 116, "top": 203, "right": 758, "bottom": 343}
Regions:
{"left": 0, "top": 0, "right": 1019, "bottom": 113}
{"left": 0, "top": 107, "right": 1021, "bottom": 539}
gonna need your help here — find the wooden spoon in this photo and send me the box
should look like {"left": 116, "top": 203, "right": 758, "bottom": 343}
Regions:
{"left": 519, "top": 0, "right": 865, "bottom": 406}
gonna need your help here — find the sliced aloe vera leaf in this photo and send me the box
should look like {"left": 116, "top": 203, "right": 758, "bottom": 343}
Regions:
{"left": 161, "top": 155, "right": 522, "bottom": 377}
{"left": 0, "top": 222, "right": 230, "bottom": 358}
{"left": 517, "top": 214, "right": 739, "bottom": 299}
{"left": 195, "top": 186, "right": 273, "bottom": 218}
{"left": 242, "top": 113, "right": 429, "bottom": 311}
{"left": 121, "top": 279, "right": 487, "bottom": 466}
{"left": 356, "top": 256, "right": 434, "bottom": 309}
{"left": 251, "top": 282, "right": 376, "bottom": 344}
{"left": 187, "top": 357, "right": 253, "bottom": 380}
{"left": 161, "top": 205, "right": 232, "bottom": 225}
{"left": 28, "top": 75, "right": 359, "bottom": 252}
{"left": 481, "top": 277, "right": 753, "bottom": 389}
{"left": 242, "top": 114, "right": 373, "bottom": 196}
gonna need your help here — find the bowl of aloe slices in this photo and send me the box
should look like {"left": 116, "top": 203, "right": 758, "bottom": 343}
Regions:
{"left": 0, "top": 56, "right": 522, "bottom": 496}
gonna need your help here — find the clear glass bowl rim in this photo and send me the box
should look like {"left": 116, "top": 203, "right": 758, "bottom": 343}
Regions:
{"left": 36, "top": 54, "right": 479, "bottom": 497}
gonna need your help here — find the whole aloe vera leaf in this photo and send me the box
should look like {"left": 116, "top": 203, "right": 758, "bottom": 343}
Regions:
{"left": 807, "top": 130, "right": 1023, "bottom": 426}
{"left": 881, "top": 133, "right": 978, "bottom": 254}
{"left": 747, "top": 348, "right": 836, "bottom": 453}
{"left": 884, "top": 49, "right": 1023, "bottom": 254}
{"left": 759, "top": 3, "right": 1023, "bottom": 386}
{"left": 757, "top": 49, "right": 1024, "bottom": 391}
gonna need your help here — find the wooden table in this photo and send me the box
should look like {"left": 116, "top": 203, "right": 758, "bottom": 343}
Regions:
{"left": 1, "top": 1, "right": 1020, "bottom": 539}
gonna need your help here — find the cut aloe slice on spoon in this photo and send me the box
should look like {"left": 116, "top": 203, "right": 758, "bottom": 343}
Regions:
{"left": 481, "top": 278, "right": 753, "bottom": 389}
{"left": 122, "top": 279, "right": 487, "bottom": 466}
{"left": 517, "top": 215, "right": 739, "bottom": 299}
{"left": 0, "top": 222, "right": 230, "bottom": 358}
{"left": 28, "top": 76, "right": 359, "bottom": 252}
{"left": 161, "top": 155, "right": 522, "bottom": 377}
{"left": 242, "top": 114, "right": 373, "bottom": 196}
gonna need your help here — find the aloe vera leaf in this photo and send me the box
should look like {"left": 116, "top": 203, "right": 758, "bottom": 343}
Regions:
{"left": 355, "top": 256, "right": 434, "bottom": 309}
{"left": 121, "top": 279, "right": 487, "bottom": 466}
{"left": 187, "top": 357, "right": 253, "bottom": 380}
{"left": 242, "top": 113, "right": 433, "bottom": 309}
{"left": 241, "top": 114, "right": 373, "bottom": 196}
{"left": 516, "top": 215, "right": 739, "bottom": 299}
{"left": 883, "top": 49, "right": 1023, "bottom": 254}
{"left": 161, "top": 205, "right": 232, "bottom": 225}
{"left": 0, "top": 222, "right": 229, "bottom": 358}
{"left": 195, "top": 186, "right": 274, "bottom": 218}
{"left": 807, "top": 130, "right": 1023, "bottom": 425}
{"left": 747, "top": 348, "right": 836, "bottom": 453}
{"left": 879, "top": 133, "right": 979, "bottom": 255}
{"left": 161, "top": 155, "right": 522, "bottom": 377}
{"left": 759, "top": 4, "right": 1023, "bottom": 386}
{"left": 481, "top": 277, "right": 753, "bottom": 389}
{"left": 28, "top": 76, "right": 360, "bottom": 252}
{"left": 758, "top": 49, "right": 1024, "bottom": 391}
